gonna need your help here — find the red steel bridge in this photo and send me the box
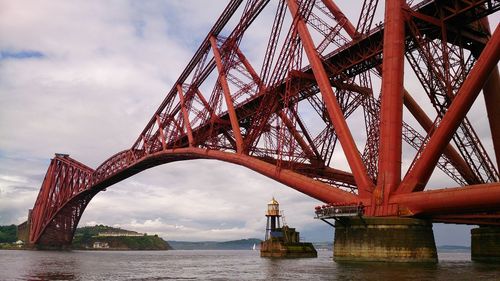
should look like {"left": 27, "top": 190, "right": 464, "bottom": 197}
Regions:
{"left": 28, "top": 0, "right": 500, "bottom": 247}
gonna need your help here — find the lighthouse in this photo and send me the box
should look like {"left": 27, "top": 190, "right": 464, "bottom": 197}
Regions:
{"left": 260, "top": 197, "right": 317, "bottom": 258}
{"left": 265, "top": 197, "right": 281, "bottom": 240}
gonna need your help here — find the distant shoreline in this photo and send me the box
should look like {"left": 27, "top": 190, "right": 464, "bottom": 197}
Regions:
{"left": 0, "top": 243, "right": 471, "bottom": 251}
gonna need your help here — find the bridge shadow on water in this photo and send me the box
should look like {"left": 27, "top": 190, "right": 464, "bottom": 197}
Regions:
{"left": 332, "top": 253, "right": 500, "bottom": 281}
{"left": 259, "top": 251, "right": 500, "bottom": 280}
{"left": 335, "top": 261, "right": 439, "bottom": 280}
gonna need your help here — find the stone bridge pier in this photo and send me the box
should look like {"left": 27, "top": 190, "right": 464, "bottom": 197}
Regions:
{"left": 333, "top": 217, "right": 437, "bottom": 263}
{"left": 471, "top": 226, "right": 500, "bottom": 262}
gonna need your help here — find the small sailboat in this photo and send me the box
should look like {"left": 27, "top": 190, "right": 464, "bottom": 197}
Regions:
{"left": 252, "top": 243, "right": 256, "bottom": 250}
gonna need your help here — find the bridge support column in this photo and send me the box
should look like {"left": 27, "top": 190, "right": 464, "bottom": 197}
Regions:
{"left": 471, "top": 226, "right": 500, "bottom": 262}
{"left": 333, "top": 217, "right": 437, "bottom": 263}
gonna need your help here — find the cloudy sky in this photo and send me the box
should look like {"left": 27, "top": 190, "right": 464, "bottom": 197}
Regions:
{"left": 0, "top": 0, "right": 496, "bottom": 245}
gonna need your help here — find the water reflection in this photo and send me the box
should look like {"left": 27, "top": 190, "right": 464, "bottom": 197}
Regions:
{"left": 0, "top": 250, "right": 498, "bottom": 281}
{"left": 23, "top": 251, "right": 79, "bottom": 281}
{"left": 335, "top": 261, "right": 439, "bottom": 280}
{"left": 26, "top": 272, "right": 76, "bottom": 281}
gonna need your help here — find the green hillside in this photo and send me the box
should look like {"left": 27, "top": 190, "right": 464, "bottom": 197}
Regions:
{"left": 72, "top": 225, "right": 172, "bottom": 250}
{"left": 75, "top": 225, "right": 138, "bottom": 237}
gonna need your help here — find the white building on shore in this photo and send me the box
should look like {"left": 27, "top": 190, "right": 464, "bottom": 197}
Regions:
{"left": 97, "top": 232, "right": 144, "bottom": 237}
{"left": 93, "top": 241, "right": 110, "bottom": 249}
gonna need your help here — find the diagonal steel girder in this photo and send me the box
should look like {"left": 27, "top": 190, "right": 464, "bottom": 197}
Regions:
{"left": 399, "top": 24, "right": 500, "bottom": 193}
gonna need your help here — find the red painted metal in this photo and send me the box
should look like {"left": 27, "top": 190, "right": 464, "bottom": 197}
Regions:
{"left": 483, "top": 66, "right": 500, "bottom": 169}
{"left": 402, "top": 91, "right": 478, "bottom": 184}
{"left": 286, "top": 0, "right": 374, "bottom": 196}
{"left": 400, "top": 25, "right": 500, "bottom": 193}
{"left": 405, "top": 9, "right": 498, "bottom": 185}
{"left": 481, "top": 18, "right": 500, "bottom": 170}
{"left": 210, "top": 35, "right": 245, "bottom": 153}
{"left": 28, "top": 0, "right": 500, "bottom": 247}
{"left": 375, "top": 0, "right": 405, "bottom": 207}
{"left": 320, "top": 0, "right": 358, "bottom": 38}
{"left": 176, "top": 84, "right": 195, "bottom": 147}
{"left": 392, "top": 182, "right": 500, "bottom": 218}
{"left": 29, "top": 155, "right": 94, "bottom": 245}
{"left": 324, "top": 0, "right": 478, "bottom": 187}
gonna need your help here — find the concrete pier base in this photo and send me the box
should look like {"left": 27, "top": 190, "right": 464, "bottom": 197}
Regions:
{"left": 333, "top": 217, "right": 437, "bottom": 263}
{"left": 260, "top": 241, "right": 317, "bottom": 258}
{"left": 471, "top": 226, "right": 500, "bottom": 262}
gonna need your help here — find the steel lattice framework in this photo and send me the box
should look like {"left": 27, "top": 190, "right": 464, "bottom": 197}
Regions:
{"left": 29, "top": 0, "right": 500, "bottom": 247}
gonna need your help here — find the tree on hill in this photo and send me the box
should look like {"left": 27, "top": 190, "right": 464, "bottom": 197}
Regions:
{"left": 74, "top": 225, "right": 138, "bottom": 237}
{"left": 0, "top": 225, "right": 18, "bottom": 243}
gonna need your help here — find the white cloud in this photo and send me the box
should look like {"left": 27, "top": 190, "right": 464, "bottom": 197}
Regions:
{"left": 0, "top": 174, "right": 28, "bottom": 184}
{"left": 76, "top": 159, "right": 324, "bottom": 241}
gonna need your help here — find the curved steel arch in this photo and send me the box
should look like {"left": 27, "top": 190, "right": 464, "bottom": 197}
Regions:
{"left": 30, "top": 148, "right": 357, "bottom": 246}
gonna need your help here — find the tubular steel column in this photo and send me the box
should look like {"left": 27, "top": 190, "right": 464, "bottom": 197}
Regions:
{"left": 479, "top": 18, "right": 500, "bottom": 170}
{"left": 392, "top": 182, "right": 500, "bottom": 216}
{"left": 286, "top": 0, "right": 374, "bottom": 196}
{"left": 483, "top": 66, "right": 500, "bottom": 170}
{"left": 155, "top": 115, "right": 167, "bottom": 150}
{"left": 210, "top": 36, "right": 245, "bottom": 153}
{"left": 234, "top": 47, "right": 263, "bottom": 89}
{"left": 324, "top": 0, "right": 475, "bottom": 184}
{"left": 320, "top": 0, "right": 358, "bottom": 38}
{"left": 176, "top": 84, "right": 195, "bottom": 147}
{"left": 376, "top": 0, "right": 405, "bottom": 205}
{"left": 278, "top": 111, "right": 319, "bottom": 164}
{"left": 29, "top": 160, "right": 56, "bottom": 243}
{"left": 400, "top": 25, "right": 500, "bottom": 193}
{"left": 403, "top": 90, "right": 478, "bottom": 183}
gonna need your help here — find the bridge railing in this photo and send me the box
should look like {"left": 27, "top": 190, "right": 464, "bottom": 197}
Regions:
{"left": 314, "top": 203, "right": 364, "bottom": 219}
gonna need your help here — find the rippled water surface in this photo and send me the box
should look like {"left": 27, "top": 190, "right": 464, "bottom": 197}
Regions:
{"left": 1, "top": 250, "right": 499, "bottom": 280}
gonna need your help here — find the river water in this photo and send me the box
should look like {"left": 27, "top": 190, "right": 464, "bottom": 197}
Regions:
{"left": 1, "top": 250, "right": 499, "bottom": 280}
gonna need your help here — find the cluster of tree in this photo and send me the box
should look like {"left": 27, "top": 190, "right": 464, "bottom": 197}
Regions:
{"left": 72, "top": 225, "right": 171, "bottom": 250}
{"left": 72, "top": 235, "right": 171, "bottom": 250}
{"left": 75, "top": 225, "right": 138, "bottom": 236}
{"left": 0, "top": 225, "right": 18, "bottom": 243}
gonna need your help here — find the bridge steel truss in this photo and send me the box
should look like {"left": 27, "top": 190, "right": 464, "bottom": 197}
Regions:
{"left": 29, "top": 0, "right": 500, "bottom": 247}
